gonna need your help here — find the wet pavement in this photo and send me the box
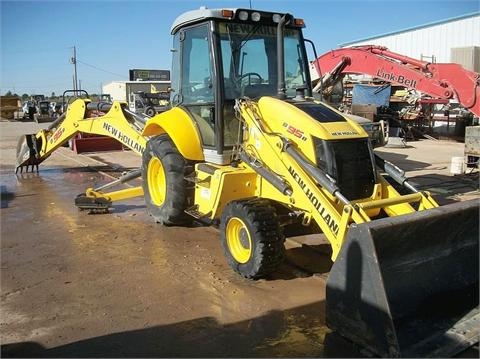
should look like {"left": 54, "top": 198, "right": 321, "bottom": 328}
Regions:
{"left": 1, "top": 119, "right": 478, "bottom": 357}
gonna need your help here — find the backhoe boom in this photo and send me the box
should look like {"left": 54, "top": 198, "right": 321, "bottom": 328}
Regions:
{"left": 16, "top": 99, "right": 147, "bottom": 173}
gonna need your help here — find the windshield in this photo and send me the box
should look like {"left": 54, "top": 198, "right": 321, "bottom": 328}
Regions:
{"left": 218, "top": 22, "right": 308, "bottom": 99}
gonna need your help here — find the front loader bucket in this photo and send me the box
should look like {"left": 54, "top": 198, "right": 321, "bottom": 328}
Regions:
{"left": 15, "top": 134, "right": 45, "bottom": 173}
{"left": 326, "top": 199, "right": 479, "bottom": 358}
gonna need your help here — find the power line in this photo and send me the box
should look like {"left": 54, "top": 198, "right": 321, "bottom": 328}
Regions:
{"left": 77, "top": 59, "right": 126, "bottom": 78}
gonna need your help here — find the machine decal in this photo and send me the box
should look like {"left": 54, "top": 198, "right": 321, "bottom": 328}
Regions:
{"left": 288, "top": 166, "right": 339, "bottom": 235}
{"left": 331, "top": 131, "right": 359, "bottom": 136}
{"left": 50, "top": 127, "right": 65, "bottom": 144}
{"left": 200, "top": 188, "right": 211, "bottom": 199}
{"left": 249, "top": 127, "right": 262, "bottom": 149}
{"left": 103, "top": 122, "right": 145, "bottom": 154}
{"left": 282, "top": 122, "right": 307, "bottom": 141}
{"left": 376, "top": 68, "right": 417, "bottom": 87}
{"left": 220, "top": 23, "right": 296, "bottom": 37}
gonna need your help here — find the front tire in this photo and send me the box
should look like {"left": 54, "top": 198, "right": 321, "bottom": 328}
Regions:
{"left": 220, "top": 199, "right": 285, "bottom": 279}
{"left": 141, "top": 134, "right": 192, "bottom": 225}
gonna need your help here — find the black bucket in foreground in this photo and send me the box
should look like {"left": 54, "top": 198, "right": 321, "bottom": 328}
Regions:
{"left": 326, "top": 199, "right": 479, "bottom": 358}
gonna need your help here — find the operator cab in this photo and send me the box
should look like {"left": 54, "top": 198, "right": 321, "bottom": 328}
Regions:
{"left": 169, "top": 7, "right": 311, "bottom": 164}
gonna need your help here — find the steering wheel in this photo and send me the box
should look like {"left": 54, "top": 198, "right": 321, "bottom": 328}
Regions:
{"left": 236, "top": 72, "right": 263, "bottom": 86}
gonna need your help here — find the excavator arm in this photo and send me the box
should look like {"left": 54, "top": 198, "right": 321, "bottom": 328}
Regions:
{"left": 311, "top": 45, "right": 480, "bottom": 116}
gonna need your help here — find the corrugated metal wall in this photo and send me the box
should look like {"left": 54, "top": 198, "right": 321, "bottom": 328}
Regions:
{"left": 342, "top": 15, "right": 480, "bottom": 66}
{"left": 451, "top": 46, "right": 480, "bottom": 72}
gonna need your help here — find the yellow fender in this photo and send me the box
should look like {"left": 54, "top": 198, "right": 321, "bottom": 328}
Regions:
{"left": 142, "top": 107, "right": 204, "bottom": 161}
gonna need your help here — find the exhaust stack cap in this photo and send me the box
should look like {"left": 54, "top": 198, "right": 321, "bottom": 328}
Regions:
{"left": 293, "top": 87, "right": 306, "bottom": 102}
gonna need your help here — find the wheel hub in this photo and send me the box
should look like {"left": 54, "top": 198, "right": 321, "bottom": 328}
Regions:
{"left": 239, "top": 228, "right": 249, "bottom": 248}
{"left": 147, "top": 156, "right": 166, "bottom": 206}
{"left": 226, "top": 217, "right": 252, "bottom": 264}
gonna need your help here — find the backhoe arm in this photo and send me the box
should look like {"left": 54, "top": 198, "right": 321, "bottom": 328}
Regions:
{"left": 16, "top": 99, "right": 147, "bottom": 173}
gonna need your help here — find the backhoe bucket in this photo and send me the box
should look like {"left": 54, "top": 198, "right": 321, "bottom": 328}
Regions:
{"left": 15, "top": 134, "right": 44, "bottom": 173}
{"left": 326, "top": 199, "right": 479, "bottom": 358}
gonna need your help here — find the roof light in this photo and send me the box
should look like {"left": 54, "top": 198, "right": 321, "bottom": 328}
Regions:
{"left": 272, "top": 14, "right": 282, "bottom": 23}
{"left": 222, "top": 9, "right": 234, "bottom": 18}
{"left": 251, "top": 12, "right": 261, "bottom": 22}
{"left": 238, "top": 10, "right": 248, "bottom": 21}
{"left": 294, "top": 18, "right": 305, "bottom": 27}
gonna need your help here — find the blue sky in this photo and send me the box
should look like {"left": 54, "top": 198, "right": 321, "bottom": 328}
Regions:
{"left": 1, "top": 0, "right": 479, "bottom": 96}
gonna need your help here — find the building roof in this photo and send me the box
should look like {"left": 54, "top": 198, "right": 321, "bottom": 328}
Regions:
{"left": 104, "top": 81, "right": 170, "bottom": 86}
{"left": 340, "top": 12, "right": 479, "bottom": 47}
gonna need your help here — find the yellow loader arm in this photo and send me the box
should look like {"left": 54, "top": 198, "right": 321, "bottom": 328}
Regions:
{"left": 231, "top": 97, "right": 478, "bottom": 357}
{"left": 235, "top": 97, "right": 438, "bottom": 259}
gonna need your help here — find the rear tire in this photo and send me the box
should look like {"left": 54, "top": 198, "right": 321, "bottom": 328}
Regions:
{"left": 220, "top": 199, "right": 285, "bottom": 279}
{"left": 142, "top": 134, "right": 192, "bottom": 225}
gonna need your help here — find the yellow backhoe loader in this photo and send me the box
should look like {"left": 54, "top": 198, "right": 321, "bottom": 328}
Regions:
{"left": 16, "top": 7, "right": 478, "bottom": 358}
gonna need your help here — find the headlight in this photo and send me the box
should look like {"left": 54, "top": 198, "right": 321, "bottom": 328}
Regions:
{"left": 362, "top": 124, "right": 373, "bottom": 132}
{"left": 238, "top": 10, "right": 248, "bottom": 21}
{"left": 251, "top": 12, "right": 261, "bottom": 21}
{"left": 272, "top": 13, "right": 282, "bottom": 23}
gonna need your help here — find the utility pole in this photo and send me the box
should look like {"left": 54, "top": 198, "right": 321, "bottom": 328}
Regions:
{"left": 70, "top": 46, "right": 78, "bottom": 95}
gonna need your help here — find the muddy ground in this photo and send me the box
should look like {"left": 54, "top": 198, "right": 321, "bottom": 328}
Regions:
{"left": 0, "top": 118, "right": 478, "bottom": 357}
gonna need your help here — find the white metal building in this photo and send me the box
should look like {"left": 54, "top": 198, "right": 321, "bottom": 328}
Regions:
{"left": 340, "top": 13, "right": 480, "bottom": 71}
{"left": 102, "top": 81, "right": 170, "bottom": 102}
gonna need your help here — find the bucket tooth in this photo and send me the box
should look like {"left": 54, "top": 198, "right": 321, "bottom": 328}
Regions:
{"left": 15, "top": 134, "right": 44, "bottom": 173}
{"left": 326, "top": 199, "right": 479, "bottom": 358}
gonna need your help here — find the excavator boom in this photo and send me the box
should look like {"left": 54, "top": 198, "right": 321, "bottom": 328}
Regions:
{"left": 311, "top": 45, "right": 480, "bottom": 116}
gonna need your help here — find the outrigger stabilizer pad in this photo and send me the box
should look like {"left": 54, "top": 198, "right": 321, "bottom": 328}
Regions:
{"left": 74, "top": 194, "right": 111, "bottom": 213}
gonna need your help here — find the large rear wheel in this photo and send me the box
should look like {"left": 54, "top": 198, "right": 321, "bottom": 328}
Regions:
{"left": 220, "top": 199, "right": 285, "bottom": 279}
{"left": 142, "top": 134, "right": 192, "bottom": 225}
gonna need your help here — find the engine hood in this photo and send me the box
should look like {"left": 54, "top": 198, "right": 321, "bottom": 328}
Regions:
{"left": 257, "top": 96, "right": 368, "bottom": 140}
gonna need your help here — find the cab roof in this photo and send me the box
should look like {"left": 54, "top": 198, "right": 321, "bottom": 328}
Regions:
{"left": 170, "top": 7, "right": 295, "bottom": 34}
